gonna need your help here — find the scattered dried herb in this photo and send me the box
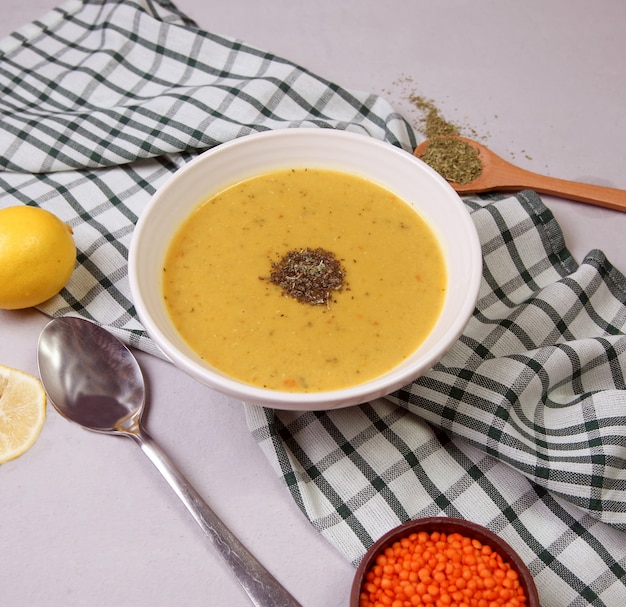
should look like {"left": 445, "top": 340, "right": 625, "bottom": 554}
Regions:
{"left": 264, "top": 247, "right": 346, "bottom": 306}
{"left": 420, "top": 136, "right": 483, "bottom": 184}
{"left": 408, "top": 95, "right": 483, "bottom": 184}
{"left": 409, "top": 95, "right": 461, "bottom": 139}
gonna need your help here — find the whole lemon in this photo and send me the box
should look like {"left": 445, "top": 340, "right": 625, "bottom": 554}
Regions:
{"left": 0, "top": 206, "right": 76, "bottom": 309}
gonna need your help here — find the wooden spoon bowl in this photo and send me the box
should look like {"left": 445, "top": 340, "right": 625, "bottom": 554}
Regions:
{"left": 414, "top": 136, "right": 626, "bottom": 212}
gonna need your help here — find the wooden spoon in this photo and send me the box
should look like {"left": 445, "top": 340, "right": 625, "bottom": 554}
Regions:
{"left": 414, "top": 136, "right": 626, "bottom": 212}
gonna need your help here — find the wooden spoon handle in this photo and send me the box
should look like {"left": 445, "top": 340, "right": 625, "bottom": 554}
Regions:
{"left": 485, "top": 162, "right": 626, "bottom": 212}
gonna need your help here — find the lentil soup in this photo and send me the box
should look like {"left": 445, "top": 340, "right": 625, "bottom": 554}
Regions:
{"left": 162, "top": 168, "right": 446, "bottom": 392}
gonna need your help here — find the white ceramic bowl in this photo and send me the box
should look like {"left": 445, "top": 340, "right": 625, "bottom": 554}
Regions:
{"left": 128, "top": 129, "right": 482, "bottom": 410}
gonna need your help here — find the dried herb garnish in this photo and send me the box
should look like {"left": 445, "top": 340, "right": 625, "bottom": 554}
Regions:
{"left": 265, "top": 247, "right": 346, "bottom": 306}
{"left": 420, "top": 136, "right": 483, "bottom": 184}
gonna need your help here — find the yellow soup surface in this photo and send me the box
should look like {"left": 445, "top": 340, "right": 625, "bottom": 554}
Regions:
{"left": 163, "top": 168, "right": 447, "bottom": 392}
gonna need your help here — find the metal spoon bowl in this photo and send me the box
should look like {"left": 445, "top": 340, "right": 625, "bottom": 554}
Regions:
{"left": 414, "top": 136, "right": 626, "bottom": 212}
{"left": 37, "top": 316, "right": 301, "bottom": 607}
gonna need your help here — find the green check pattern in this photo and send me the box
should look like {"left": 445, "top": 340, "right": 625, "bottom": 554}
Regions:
{"left": 1, "top": 2, "right": 625, "bottom": 605}
{"left": 246, "top": 192, "right": 626, "bottom": 606}
{"left": 0, "top": 0, "right": 413, "bottom": 352}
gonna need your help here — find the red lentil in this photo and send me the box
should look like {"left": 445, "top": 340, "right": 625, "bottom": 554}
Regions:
{"left": 359, "top": 531, "right": 528, "bottom": 607}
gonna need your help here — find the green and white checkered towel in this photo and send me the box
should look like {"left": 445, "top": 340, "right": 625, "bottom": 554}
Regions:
{"left": 1, "top": 2, "right": 625, "bottom": 605}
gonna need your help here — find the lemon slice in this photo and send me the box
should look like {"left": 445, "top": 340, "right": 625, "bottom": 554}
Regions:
{"left": 0, "top": 364, "right": 47, "bottom": 464}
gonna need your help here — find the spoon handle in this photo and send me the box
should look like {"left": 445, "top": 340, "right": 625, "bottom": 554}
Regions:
{"left": 132, "top": 429, "right": 302, "bottom": 607}
{"left": 485, "top": 158, "right": 626, "bottom": 212}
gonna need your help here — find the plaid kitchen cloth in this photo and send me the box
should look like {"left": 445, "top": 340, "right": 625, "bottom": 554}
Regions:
{"left": 246, "top": 191, "right": 626, "bottom": 606}
{"left": 1, "top": 1, "right": 625, "bottom": 605}
{"left": 0, "top": 0, "right": 414, "bottom": 350}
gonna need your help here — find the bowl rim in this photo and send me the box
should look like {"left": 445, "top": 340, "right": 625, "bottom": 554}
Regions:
{"left": 129, "top": 128, "right": 483, "bottom": 409}
{"left": 350, "top": 516, "right": 540, "bottom": 607}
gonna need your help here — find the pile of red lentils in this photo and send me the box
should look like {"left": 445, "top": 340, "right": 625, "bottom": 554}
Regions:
{"left": 358, "top": 530, "right": 528, "bottom": 607}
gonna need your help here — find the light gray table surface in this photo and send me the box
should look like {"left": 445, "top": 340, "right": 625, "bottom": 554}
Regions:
{"left": 1, "top": 2, "right": 625, "bottom": 606}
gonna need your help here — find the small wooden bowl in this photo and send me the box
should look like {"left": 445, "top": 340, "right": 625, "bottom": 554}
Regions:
{"left": 350, "top": 517, "right": 539, "bottom": 607}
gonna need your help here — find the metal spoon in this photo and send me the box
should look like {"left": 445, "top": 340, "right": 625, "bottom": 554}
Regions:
{"left": 37, "top": 316, "right": 302, "bottom": 607}
{"left": 414, "top": 136, "right": 626, "bottom": 212}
